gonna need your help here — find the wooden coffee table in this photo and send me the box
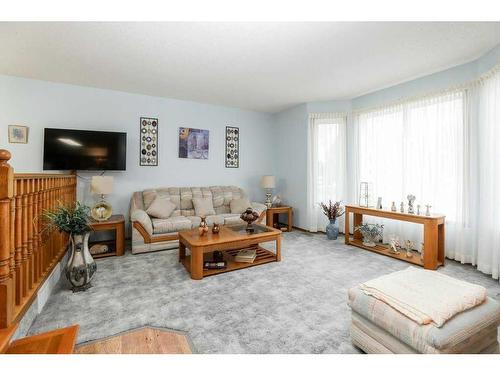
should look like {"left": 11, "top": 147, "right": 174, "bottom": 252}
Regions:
{"left": 178, "top": 224, "right": 282, "bottom": 280}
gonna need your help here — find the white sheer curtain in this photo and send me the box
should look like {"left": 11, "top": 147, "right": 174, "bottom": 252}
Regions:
{"left": 474, "top": 69, "right": 500, "bottom": 279}
{"left": 307, "top": 113, "right": 347, "bottom": 232}
{"left": 352, "top": 91, "right": 469, "bottom": 255}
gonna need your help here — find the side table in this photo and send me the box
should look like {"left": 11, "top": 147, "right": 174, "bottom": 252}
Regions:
{"left": 89, "top": 214, "right": 125, "bottom": 258}
{"left": 266, "top": 206, "right": 293, "bottom": 232}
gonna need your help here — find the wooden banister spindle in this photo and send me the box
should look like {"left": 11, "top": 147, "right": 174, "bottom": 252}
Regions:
{"left": 14, "top": 180, "right": 22, "bottom": 305}
{"left": 0, "top": 150, "right": 14, "bottom": 328}
{"left": 9, "top": 190, "right": 16, "bottom": 296}
{"left": 21, "top": 180, "right": 28, "bottom": 298}
{"left": 41, "top": 178, "right": 48, "bottom": 273}
{"left": 37, "top": 180, "right": 43, "bottom": 280}
{"left": 27, "top": 179, "right": 34, "bottom": 289}
{"left": 32, "top": 179, "right": 39, "bottom": 282}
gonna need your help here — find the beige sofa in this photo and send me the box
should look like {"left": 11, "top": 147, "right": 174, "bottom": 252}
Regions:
{"left": 130, "top": 185, "right": 267, "bottom": 254}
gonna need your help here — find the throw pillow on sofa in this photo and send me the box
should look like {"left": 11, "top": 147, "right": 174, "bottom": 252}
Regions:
{"left": 192, "top": 197, "right": 216, "bottom": 217}
{"left": 146, "top": 195, "right": 176, "bottom": 219}
{"left": 230, "top": 197, "right": 251, "bottom": 214}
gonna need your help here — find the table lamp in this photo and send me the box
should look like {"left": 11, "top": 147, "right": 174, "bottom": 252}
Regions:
{"left": 90, "top": 176, "right": 114, "bottom": 221}
{"left": 261, "top": 175, "right": 276, "bottom": 208}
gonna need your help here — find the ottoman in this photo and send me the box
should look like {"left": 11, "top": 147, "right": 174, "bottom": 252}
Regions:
{"left": 348, "top": 286, "right": 500, "bottom": 354}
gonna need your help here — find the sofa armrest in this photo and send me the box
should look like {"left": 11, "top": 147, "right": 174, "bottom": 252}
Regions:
{"left": 251, "top": 202, "right": 267, "bottom": 215}
{"left": 131, "top": 209, "right": 153, "bottom": 235}
{"left": 251, "top": 202, "right": 267, "bottom": 224}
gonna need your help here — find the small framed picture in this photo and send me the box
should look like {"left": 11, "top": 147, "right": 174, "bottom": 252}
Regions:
{"left": 8, "top": 125, "right": 29, "bottom": 144}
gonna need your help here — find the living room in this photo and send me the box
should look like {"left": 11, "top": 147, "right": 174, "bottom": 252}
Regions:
{"left": 1, "top": 1, "right": 500, "bottom": 373}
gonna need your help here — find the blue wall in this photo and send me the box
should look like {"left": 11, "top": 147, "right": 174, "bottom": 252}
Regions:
{"left": 275, "top": 43, "right": 500, "bottom": 229}
{"left": 2, "top": 43, "right": 499, "bottom": 231}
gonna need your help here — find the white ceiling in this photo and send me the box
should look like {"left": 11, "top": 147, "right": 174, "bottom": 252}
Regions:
{"left": 1, "top": 22, "right": 499, "bottom": 113}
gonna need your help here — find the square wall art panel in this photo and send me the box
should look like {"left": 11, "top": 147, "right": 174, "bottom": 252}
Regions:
{"left": 225, "top": 126, "right": 239, "bottom": 168}
{"left": 178, "top": 127, "right": 209, "bottom": 159}
{"left": 140, "top": 117, "right": 158, "bottom": 166}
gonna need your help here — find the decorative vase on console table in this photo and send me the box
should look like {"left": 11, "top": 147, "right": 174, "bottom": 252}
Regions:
{"left": 320, "top": 200, "right": 344, "bottom": 240}
{"left": 355, "top": 223, "right": 384, "bottom": 247}
{"left": 42, "top": 201, "right": 96, "bottom": 292}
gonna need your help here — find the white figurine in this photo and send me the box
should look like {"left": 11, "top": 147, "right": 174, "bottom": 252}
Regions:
{"left": 425, "top": 205, "right": 432, "bottom": 216}
{"left": 407, "top": 194, "right": 416, "bottom": 214}
{"left": 388, "top": 235, "right": 401, "bottom": 254}
{"left": 405, "top": 240, "right": 414, "bottom": 258}
{"left": 400, "top": 202, "right": 404, "bottom": 213}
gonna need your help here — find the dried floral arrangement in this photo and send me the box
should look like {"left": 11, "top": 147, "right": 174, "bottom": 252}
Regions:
{"left": 319, "top": 200, "right": 345, "bottom": 220}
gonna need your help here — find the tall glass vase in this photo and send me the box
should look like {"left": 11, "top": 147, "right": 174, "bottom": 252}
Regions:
{"left": 66, "top": 232, "right": 97, "bottom": 292}
{"left": 325, "top": 219, "right": 339, "bottom": 240}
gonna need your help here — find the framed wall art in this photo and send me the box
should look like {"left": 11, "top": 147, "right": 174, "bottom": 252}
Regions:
{"left": 8, "top": 125, "right": 29, "bottom": 144}
{"left": 178, "top": 127, "right": 209, "bottom": 159}
{"left": 140, "top": 117, "right": 158, "bottom": 166}
{"left": 225, "top": 126, "right": 239, "bottom": 168}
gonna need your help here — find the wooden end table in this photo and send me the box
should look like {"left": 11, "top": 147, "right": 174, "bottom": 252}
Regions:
{"left": 178, "top": 224, "right": 282, "bottom": 280}
{"left": 89, "top": 214, "right": 125, "bottom": 258}
{"left": 266, "top": 206, "right": 293, "bottom": 232}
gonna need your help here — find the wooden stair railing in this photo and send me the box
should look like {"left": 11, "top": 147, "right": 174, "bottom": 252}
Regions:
{"left": 0, "top": 149, "right": 76, "bottom": 329}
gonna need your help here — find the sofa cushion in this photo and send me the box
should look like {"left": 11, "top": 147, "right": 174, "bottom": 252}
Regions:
{"left": 192, "top": 197, "right": 216, "bottom": 217}
{"left": 146, "top": 196, "right": 176, "bottom": 219}
{"left": 230, "top": 198, "right": 251, "bottom": 214}
{"left": 186, "top": 216, "right": 201, "bottom": 228}
{"left": 151, "top": 217, "right": 192, "bottom": 234}
{"left": 205, "top": 215, "right": 224, "bottom": 226}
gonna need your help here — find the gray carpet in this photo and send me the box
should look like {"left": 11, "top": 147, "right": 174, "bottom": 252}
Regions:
{"left": 28, "top": 231, "right": 500, "bottom": 353}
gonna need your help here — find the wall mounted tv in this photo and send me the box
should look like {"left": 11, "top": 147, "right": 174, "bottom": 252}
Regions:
{"left": 43, "top": 128, "right": 127, "bottom": 171}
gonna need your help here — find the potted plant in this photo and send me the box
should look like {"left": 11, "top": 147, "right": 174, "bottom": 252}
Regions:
{"left": 43, "top": 201, "right": 96, "bottom": 292}
{"left": 319, "top": 200, "right": 344, "bottom": 240}
{"left": 355, "top": 223, "right": 384, "bottom": 247}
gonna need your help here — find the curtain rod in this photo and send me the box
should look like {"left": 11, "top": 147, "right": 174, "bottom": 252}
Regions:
{"left": 308, "top": 112, "right": 347, "bottom": 119}
{"left": 351, "top": 60, "right": 500, "bottom": 115}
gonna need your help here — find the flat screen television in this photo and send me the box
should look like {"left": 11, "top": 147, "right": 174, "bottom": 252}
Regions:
{"left": 43, "top": 128, "right": 127, "bottom": 171}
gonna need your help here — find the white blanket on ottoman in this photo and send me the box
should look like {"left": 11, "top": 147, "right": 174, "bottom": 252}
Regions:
{"left": 360, "top": 267, "right": 487, "bottom": 327}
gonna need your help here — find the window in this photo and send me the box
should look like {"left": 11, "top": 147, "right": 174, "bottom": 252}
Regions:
{"left": 354, "top": 91, "right": 467, "bottom": 249}
{"left": 307, "top": 113, "right": 347, "bottom": 232}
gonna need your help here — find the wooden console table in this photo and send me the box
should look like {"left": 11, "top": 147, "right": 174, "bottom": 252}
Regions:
{"left": 344, "top": 205, "right": 445, "bottom": 270}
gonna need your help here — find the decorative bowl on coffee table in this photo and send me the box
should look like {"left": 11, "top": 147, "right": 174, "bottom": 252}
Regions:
{"left": 240, "top": 207, "right": 260, "bottom": 233}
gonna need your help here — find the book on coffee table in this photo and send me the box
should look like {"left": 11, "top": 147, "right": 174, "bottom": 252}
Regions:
{"left": 234, "top": 249, "right": 257, "bottom": 263}
{"left": 203, "top": 261, "right": 227, "bottom": 270}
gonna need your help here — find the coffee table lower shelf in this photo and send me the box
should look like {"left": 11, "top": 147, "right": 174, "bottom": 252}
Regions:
{"left": 180, "top": 246, "right": 277, "bottom": 277}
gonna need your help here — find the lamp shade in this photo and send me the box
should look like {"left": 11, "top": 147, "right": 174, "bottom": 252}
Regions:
{"left": 91, "top": 176, "right": 114, "bottom": 195}
{"left": 260, "top": 175, "right": 276, "bottom": 189}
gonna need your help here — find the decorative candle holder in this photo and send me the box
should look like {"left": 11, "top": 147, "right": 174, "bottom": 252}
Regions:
{"left": 212, "top": 223, "right": 220, "bottom": 234}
